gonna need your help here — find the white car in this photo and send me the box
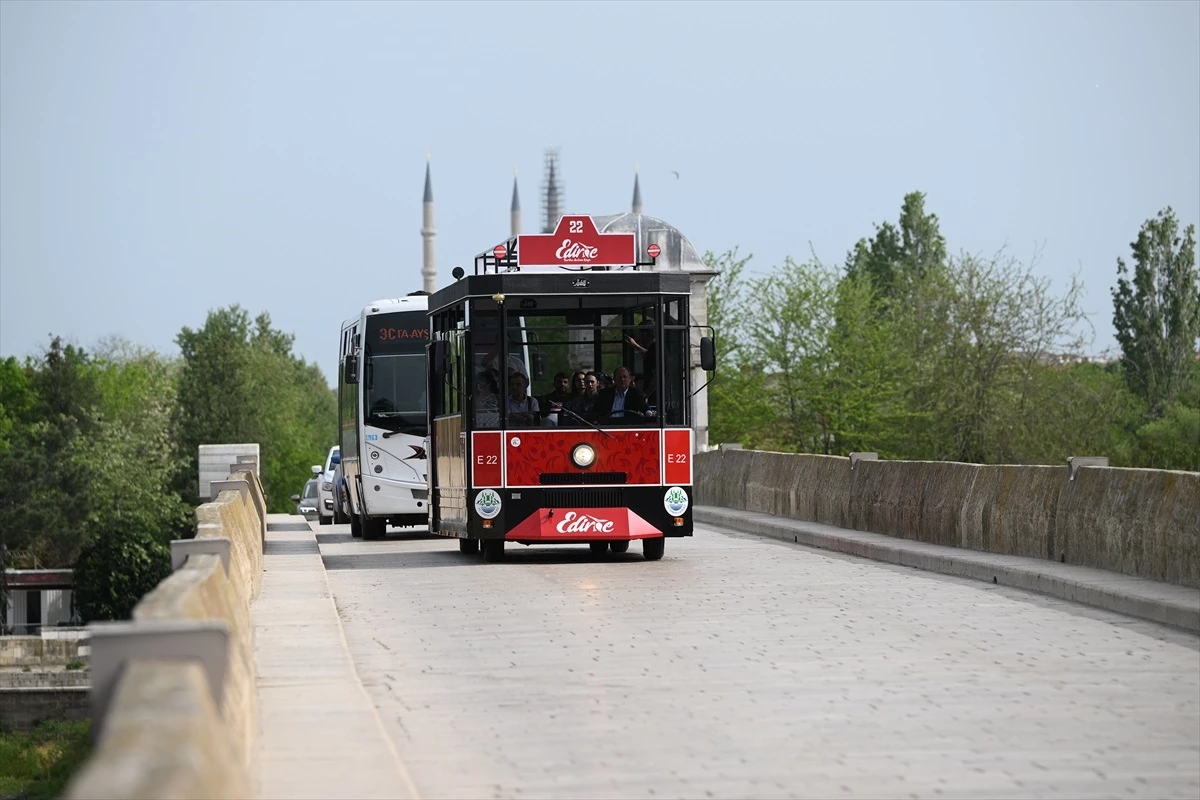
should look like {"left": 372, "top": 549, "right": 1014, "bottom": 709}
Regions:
{"left": 317, "top": 445, "right": 339, "bottom": 526}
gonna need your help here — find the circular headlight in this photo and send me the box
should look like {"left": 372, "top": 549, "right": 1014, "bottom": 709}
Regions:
{"left": 571, "top": 443, "right": 596, "bottom": 468}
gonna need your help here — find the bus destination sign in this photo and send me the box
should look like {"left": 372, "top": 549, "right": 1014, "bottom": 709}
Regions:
{"left": 516, "top": 215, "right": 635, "bottom": 269}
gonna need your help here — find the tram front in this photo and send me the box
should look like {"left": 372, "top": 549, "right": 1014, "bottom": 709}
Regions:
{"left": 426, "top": 215, "right": 716, "bottom": 562}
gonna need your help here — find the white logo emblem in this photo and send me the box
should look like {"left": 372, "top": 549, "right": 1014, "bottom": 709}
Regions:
{"left": 510, "top": 436, "right": 521, "bottom": 447}
{"left": 664, "top": 486, "right": 689, "bottom": 516}
{"left": 474, "top": 489, "right": 502, "bottom": 520}
{"left": 554, "top": 511, "right": 616, "bottom": 534}
{"left": 555, "top": 239, "right": 600, "bottom": 262}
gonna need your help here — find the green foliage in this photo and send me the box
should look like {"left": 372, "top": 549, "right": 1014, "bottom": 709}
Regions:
{"left": 1112, "top": 207, "right": 1200, "bottom": 416}
{"left": 845, "top": 191, "right": 948, "bottom": 298}
{"left": 702, "top": 249, "right": 776, "bottom": 447}
{"left": 0, "top": 719, "right": 92, "bottom": 800}
{"left": 0, "top": 339, "right": 99, "bottom": 569}
{"left": 703, "top": 191, "right": 1194, "bottom": 470}
{"left": 72, "top": 526, "right": 171, "bottom": 622}
{"left": 174, "top": 305, "right": 336, "bottom": 512}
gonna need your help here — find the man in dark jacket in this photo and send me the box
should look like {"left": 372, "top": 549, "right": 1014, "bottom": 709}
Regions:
{"left": 595, "top": 366, "right": 647, "bottom": 420}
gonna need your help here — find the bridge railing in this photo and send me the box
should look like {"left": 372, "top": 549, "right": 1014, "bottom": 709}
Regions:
{"left": 696, "top": 448, "right": 1199, "bottom": 590}
{"left": 63, "top": 452, "right": 266, "bottom": 800}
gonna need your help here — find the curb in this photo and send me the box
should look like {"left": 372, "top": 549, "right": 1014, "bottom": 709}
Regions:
{"left": 695, "top": 506, "right": 1200, "bottom": 634}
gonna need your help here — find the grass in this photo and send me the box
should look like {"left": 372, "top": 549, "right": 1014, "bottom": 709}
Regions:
{"left": 0, "top": 720, "right": 91, "bottom": 800}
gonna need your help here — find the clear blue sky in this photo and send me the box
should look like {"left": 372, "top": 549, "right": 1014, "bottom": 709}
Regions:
{"left": 2, "top": 0, "right": 1197, "bottom": 385}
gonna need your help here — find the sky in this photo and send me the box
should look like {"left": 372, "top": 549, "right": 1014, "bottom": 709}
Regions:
{"left": 2, "top": 0, "right": 1197, "bottom": 386}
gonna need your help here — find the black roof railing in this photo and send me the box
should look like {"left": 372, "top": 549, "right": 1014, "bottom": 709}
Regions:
{"left": 472, "top": 239, "right": 658, "bottom": 276}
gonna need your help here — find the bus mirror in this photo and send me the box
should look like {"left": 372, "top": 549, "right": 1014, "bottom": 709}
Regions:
{"left": 533, "top": 352, "right": 547, "bottom": 380}
{"left": 343, "top": 355, "right": 358, "bottom": 385}
{"left": 700, "top": 336, "right": 716, "bottom": 372}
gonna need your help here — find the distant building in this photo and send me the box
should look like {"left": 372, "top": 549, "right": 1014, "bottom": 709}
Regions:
{"left": 3, "top": 569, "right": 76, "bottom": 635}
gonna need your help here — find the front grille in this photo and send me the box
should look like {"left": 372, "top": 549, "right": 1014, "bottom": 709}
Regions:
{"left": 543, "top": 488, "right": 625, "bottom": 508}
{"left": 540, "top": 472, "right": 627, "bottom": 485}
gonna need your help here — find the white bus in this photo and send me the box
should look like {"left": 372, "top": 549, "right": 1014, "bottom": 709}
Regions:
{"left": 338, "top": 293, "right": 431, "bottom": 539}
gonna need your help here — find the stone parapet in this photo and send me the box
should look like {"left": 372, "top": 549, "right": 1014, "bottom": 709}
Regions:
{"left": 62, "top": 458, "right": 266, "bottom": 799}
{"left": 695, "top": 449, "right": 1199, "bottom": 589}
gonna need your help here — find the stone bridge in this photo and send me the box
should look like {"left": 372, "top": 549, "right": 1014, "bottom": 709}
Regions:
{"left": 57, "top": 448, "right": 1199, "bottom": 799}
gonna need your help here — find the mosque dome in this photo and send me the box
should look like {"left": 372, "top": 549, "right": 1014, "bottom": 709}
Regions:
{"left": 590, "top": 212, "right": 716, "bottom": 274}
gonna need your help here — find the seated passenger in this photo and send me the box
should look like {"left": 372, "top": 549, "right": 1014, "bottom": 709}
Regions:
{"left": 566, "top": 371, "right": 601, "bottom": 418}
{"left": 539, "top": 372, "right": 573, "bottom": 416}
{"left": 506, "top": 371, "right": 540, "bottom": 426}
{"left": 595, "top": 366, "right": 647, "bottom": 421}
{"left": 475, "top": 370, "right": 500, "bottom": 428}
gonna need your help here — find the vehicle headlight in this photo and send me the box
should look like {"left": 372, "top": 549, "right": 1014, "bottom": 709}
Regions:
{"left": 571, "top": 443, "right": 596, "bottom": 468}
{"left": 321, "top": 481, "right": 332, "bottom": 491}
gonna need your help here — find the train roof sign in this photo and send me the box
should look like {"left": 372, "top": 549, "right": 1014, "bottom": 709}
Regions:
{"left": 518, "top": 215, "right": 636, "bottom": 270}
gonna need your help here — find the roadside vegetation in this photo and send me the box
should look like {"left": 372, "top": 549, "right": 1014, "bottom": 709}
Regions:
{"left": 0, "top": 720, "right": 91, "bottom": 800}
{"left": 0, "top": 307, "right": 336, "bottom": 625}
{"left": 706, "top": 197, "right": 1199, "bottom": 472}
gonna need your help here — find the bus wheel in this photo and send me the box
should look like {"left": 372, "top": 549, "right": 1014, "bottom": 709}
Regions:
{"left": 363, "top": 518, "right": 386, "bottom": 541}
{"left": 609, "top": 541, "right": 630, "bottom": 554}
{"left": 459, "top": 538, "right": 479, "bottom": 555}
{"left": 482, "top": 539, "right": 504, "bottom": 563}
{"left": 589, "top": 542, "right": 609, "bottom": 556}
{"left": 350, "top": 514, "right": 363, "bottom": 538}
{"left": 643, "top": 537, "right": 665, "bottom": 561}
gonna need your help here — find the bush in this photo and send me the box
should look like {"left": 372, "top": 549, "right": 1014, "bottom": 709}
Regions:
{"left": 72, "top": 528, "right": 171, "bottom": 622}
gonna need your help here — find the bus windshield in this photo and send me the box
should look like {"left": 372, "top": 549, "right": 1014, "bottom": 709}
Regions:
{"left": 364, "top": 311, "right": 428, "bottom": 435}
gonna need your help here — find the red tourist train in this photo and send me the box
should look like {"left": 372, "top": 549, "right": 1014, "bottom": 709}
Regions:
{"left": 425, "top": 215, "right": 716, "bottom": 561}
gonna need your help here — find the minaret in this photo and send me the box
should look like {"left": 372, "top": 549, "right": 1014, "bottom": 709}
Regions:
{"left": 510, "top": 166, "right": 521, "bottom": 237}
{"left": 421, "top": 153, "right": 436, "bottom": 293}
{"left": 631, "top": 162, "right": 643, "bottom": 215}
{"left": 541, "top": 148, "right": 562, "bottom": 234}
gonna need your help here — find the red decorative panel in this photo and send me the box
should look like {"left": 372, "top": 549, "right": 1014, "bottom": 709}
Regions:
{"left": 471, "top": 432, "right": 502, "bottom": 487}
{"left": 507, "top": 508, "right": 662, "bottom": 541}
{"left": 663, "top": 429, "right": 692, "bottom": 486}
{"left": 504, "top": 429, "right": 660, "bottom": 486}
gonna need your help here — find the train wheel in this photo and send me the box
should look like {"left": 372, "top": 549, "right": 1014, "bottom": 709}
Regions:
{"left": 589, "top": 542, "right": 609, "bottom": 556}
{"left": 350, "top": 514, "right": 363, "bottom": 538}
{"left": 609, "top": 541, "right": 630, "bottom": 554}
{"left": 642, "top": 536, "right": 665, "bottom": 561}
{"left": 459, "top": 538, "right": 479, "bottom": 555}
{"left": 482, "top": 539, "right": 504, "bottom": 562}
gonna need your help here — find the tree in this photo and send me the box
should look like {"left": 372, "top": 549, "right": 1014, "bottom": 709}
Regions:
{"left": 174, "top": 306, "right": 336, "bottom": 512}
{"left": 1112, "top": 207, "right": 1200, "bottom": 416}
{"left": 72, "top": 528, "right": 171, "bottom": 622}
{"left": 845, "top": 191, "right": 947, "bottom": 298}
{"left": 701, "top": 249, "right": 775, "bottom": 447}
{"left": 744, "top": 256, "right": 840, "bottom": 451}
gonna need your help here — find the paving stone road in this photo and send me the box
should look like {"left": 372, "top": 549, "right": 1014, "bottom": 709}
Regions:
{"left": 298, "top": 523, "right": 1199, "bottom": 800}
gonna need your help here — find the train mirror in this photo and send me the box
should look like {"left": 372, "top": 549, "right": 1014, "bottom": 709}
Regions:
{"left": 343, "top": 354, "right": 358, "bottom": 385}
{"left": 700, "top": 336, "right": 716, "bottom": 372}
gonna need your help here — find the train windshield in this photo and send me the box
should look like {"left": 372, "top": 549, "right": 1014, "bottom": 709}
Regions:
{"left": 468, "top": 294, "right": 690, "bottom": 430}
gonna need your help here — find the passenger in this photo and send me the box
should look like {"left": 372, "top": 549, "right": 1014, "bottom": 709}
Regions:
{"left": 595, "top": 366, "right": 647, "bottom": 421}
{"left": 539, "top": 372, "right": 573, "bottom": 416}
{"left": 567, "top": 371, "right": 601, "bottom": 418}
{"left": 475, "top": 370, "right": 501, "bottom": 428}
{"left": 506, "top": 371, "right": 540, "bottom": 427}
{"left": 624, "top": 320, "right": 657, "bottom": 403}
{"left": 569, "top": 370, "right": 587, "bottom": 400}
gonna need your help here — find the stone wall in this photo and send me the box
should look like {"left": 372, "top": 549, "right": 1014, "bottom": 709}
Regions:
{"left": 696, "top": 449, "right": 1200, "bottom": 588}
{"left": 61, "top": 462, "right": 266, "bottom": 800}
